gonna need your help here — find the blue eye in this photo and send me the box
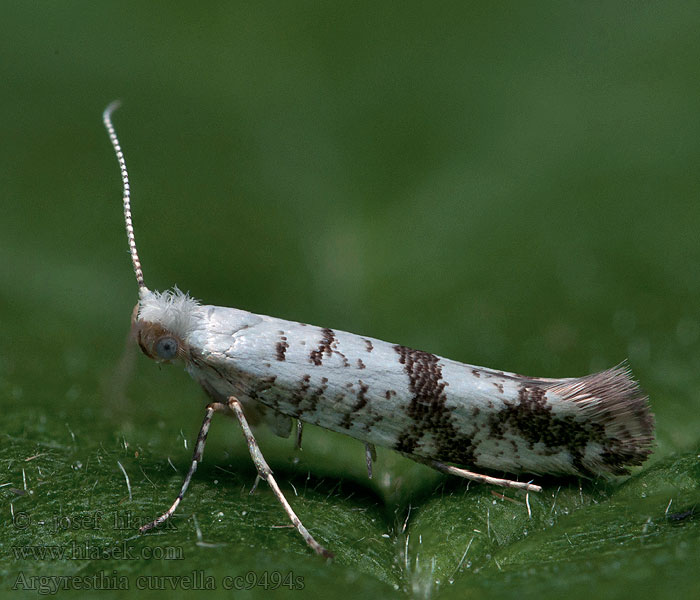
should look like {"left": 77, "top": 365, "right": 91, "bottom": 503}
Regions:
{"left": 156, "top": 337, "right": 179, "bottom": 360}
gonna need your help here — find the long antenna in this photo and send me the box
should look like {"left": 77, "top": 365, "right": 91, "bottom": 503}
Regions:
{"left": 103, "top": 101, "right": 146, "bottom": 289}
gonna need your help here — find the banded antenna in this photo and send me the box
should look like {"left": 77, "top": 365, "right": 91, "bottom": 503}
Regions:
{"left": 103, "top": 101, "right": 146, "bottom": 289}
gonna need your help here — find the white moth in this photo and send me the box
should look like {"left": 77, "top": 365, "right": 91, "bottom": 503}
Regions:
{"left": 103, "top": 102, "right": 654, "bottom": 558}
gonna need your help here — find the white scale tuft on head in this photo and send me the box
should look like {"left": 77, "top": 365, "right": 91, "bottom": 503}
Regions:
{"left": 138, "top": 287, "right": 201, "bottom": 341}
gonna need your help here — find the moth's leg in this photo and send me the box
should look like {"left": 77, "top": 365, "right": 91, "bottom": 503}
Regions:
{"left": 140, "top": 402, "right": 228, "bottom": 533}
{"left": 295, "top": 420, "right": 304, "bottom": 450}
{"left": 228, "top": 396, "right": 333, "bottom": 559}
{"left": 412, "top": 456, "right": 542, "bottom": 493}
{"left": 365, "top": 443, "right": 376, "bottom": 479}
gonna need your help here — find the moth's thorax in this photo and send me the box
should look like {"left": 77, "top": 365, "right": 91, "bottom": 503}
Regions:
{"left": 132, "top": 287, "right": 262, "bottom": 365}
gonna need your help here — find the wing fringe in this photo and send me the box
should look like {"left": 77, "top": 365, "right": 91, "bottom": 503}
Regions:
{"left": 546, "top": 361, "right": 654, "bottom": 474}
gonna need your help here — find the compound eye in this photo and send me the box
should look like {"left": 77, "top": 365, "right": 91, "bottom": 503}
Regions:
{"left": 155, "top": 336, "right": 179, "bottom": 360}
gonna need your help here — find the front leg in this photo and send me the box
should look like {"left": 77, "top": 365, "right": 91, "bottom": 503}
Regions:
{"left": 140, "top": 402, "right": 228, "bottom": 533}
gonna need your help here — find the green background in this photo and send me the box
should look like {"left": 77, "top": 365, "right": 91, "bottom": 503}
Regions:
{"left": 1, "top": 2, "right": 699, "bottom": 598}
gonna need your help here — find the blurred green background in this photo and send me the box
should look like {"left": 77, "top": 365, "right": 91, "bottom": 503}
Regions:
{"left": 1, "top": 2, "right": 699, "bottom": 598}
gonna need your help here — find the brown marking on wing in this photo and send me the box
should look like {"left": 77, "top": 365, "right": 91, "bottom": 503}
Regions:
{"left": 276, "top": 335, "right": 289, "bottom": 361}
{"left": 485, "top": 379, "right": 642, "bottom": 476}
{"left": 393, "top": 345, "right": 475, "bottom": 465}
{"left": 363, "top": 411, "right": 384, "bottom": 433}
{"left": 297, "top": 376, "right": 329, "bottom": 418}
{"left": 340, "top": 380, "right": 370, "bottom": 429}
{"left": 309, "top": 328, "right": 334, "bottom": 365}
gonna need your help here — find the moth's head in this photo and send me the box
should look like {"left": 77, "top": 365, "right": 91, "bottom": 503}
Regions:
{"left": 132, "top": 315, "right": 187, "bottom": 363}
{"left": 130, "top": 287, "right": 199, "bottom": 364}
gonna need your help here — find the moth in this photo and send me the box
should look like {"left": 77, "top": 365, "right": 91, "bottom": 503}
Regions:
{"left": 103, "top": 102, "right": 654, "bottom": 558}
